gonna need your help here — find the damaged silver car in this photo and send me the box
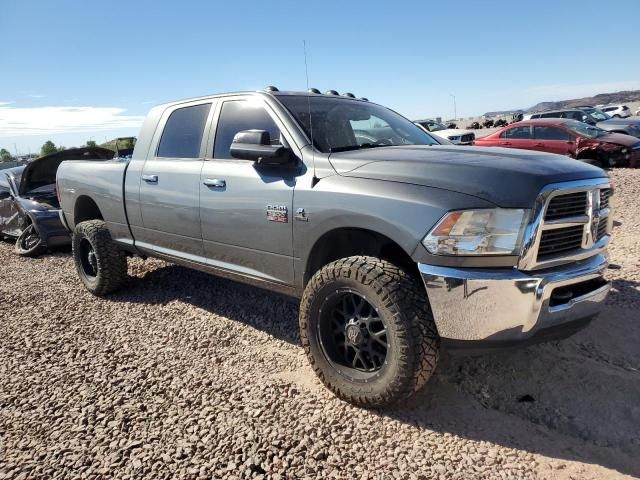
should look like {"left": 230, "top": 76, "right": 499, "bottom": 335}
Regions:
{"left": 0, "top": 147, "right": 114, "bottom": 256}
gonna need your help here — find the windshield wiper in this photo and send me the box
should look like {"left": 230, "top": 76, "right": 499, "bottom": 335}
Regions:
{"left": 330, "top": 143, "right": 389, "bottom": 153}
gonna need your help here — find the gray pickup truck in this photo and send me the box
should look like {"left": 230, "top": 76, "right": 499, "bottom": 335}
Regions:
{"left": 56, "top": 88, "right": 612, "bottom": 407}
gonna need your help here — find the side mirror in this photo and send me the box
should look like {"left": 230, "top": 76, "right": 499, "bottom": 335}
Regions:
{"left": 230, "top": 130, "right": 293, "bottom": 166}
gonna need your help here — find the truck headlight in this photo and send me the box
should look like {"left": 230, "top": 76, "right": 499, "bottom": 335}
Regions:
{"left": 423, "top": 209, "right": 529, "bottom": 256}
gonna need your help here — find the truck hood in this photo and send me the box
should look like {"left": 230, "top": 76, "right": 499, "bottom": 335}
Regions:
{"left": 329, "top": 145, "right": 607, "bottom": 208}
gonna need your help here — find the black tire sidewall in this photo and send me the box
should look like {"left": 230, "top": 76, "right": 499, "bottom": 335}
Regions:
{"left": 71, "top": 220, "right": 126, "bottom": 295}
{"left": 72, "top": 226, "right": 99, "bottom": 289}
{"left": 305, "top": 277, "right": 408, "bottom": 397}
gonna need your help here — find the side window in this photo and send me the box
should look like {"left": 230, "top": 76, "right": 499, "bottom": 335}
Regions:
{"left": 540, "top": 112, "right": 560, "bottom": 119}
{"left": 501, "top": 126, "right": 531, "bottom": 139}
{"left": 0, "top": 184, "right": 9, "bottom": 200}
{"left": 534, "top": 126, "right": 572, "bottom": 140}
{"left": 213, "top": 100, "right": 282, "bottom": 159}
{"left": 157, "top": 103, "right": 211, "bottom": 158}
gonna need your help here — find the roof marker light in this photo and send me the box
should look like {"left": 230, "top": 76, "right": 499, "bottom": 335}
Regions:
{"left": 308, "top": 88, "right": 321, "bottom": 94}
{"left": 264, "top": 86, "right": 279, "bottom": 92}
{"left": 325, "top": 90, "right": 339, "bottom": 95}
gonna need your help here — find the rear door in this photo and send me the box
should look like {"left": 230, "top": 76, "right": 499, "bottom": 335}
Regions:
{"left": 0, "top": 176, "right": 20, "bottom": 236}
{"left": 198, "top": 96, "right": 298, "bottom": 285}
{"left": 532, "top": 125, "right": 576, "bottom": 156}
{"left": 498, "top": 125, "right": 535, "bottom": 150}
{"left": 137, "top": 101, "right": 214, "bottom": 259}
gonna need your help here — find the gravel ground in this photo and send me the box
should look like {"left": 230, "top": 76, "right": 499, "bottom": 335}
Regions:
{"left": 1, "top": 170, "right": 639, "bottom": 479}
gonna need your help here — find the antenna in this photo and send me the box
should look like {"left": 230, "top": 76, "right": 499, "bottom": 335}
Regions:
{"left": 303, "top": 40, "right": 319, "bottom": 187}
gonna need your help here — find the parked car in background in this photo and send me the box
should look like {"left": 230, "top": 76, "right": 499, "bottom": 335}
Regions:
{"left": 530, "top": 107, "right": 640, "bottom": 138}
{"left": 599, "top": 104, "right": 631, "bottom": 118}
{"left": 0, "top": 147, "right": 114, "bottom": 256}
{"left": 413, "top": 118, "right": 475, "bottom": 144}
{"left": 474, "top": 118, "right": 640, "bottom": 167}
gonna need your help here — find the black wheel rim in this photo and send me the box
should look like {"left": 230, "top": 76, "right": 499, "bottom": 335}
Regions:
{"left": 79, "top": 238, "right": 98, "bottom": 279}
{"left": 318, "top": 289, "right": 388, "bottom": 378}
{"left": 20, "top": 225, "right": 40, "bottom": 251}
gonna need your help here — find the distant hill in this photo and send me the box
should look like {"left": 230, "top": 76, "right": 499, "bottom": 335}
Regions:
{"left": 526, "top": 90, "right": 640, "bottom": 113}
{"left": 482, "top": 90, "right": 640, "bottom": 117}
{"left": 100, "top": 136, "right": 136, "bottom": 152}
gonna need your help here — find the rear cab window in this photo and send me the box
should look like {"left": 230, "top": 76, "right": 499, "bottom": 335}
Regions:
{"left": 157, "top": 103, "right": 211, "bottom": 158}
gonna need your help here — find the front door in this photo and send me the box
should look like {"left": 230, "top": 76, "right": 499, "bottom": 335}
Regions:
{"left": 199, "top": 97, "right": 297, "bottom": 285}
{"left": 532, "top": 125, "right": 575, "bottom": 156}
{"left": 137, "top": 102, "right": 212, "bottom": 259}
{"left": 499, "top": 125, "right": 535, "bottom": 150}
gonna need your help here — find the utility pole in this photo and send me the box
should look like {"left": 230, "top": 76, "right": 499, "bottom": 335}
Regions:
{"left": 450, "top": 94, "right": 457, "bottom": 121}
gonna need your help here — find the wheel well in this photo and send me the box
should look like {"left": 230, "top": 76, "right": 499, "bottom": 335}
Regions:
{"left": 74, "top": 196, "right": 103, "bottom": 225}
{"left": 304, "top": 228, "right": 418, "bottom": 286}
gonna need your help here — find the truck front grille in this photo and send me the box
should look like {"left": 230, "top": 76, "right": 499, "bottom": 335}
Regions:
{"left": 538, "top": 225, "right": 584, "bottom": 256}
{"left": 545, "top": 192, "right": 587, "bottom": 220}
{"left": 520, "top": 181, "right": 612, "bottom": 268}
{"left": 600, "top": 188, "right": 611, "bottom": 209}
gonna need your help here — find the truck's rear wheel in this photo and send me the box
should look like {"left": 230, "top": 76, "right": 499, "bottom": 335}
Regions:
{"left": 300, "top": 256, "right": 439, "bottom": 408}
{"left": 72, "top": 220, "right": 127, "bottom": 296}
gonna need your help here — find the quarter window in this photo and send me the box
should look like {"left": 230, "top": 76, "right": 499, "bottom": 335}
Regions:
{"left": 533, "top": 126, "right": 572, "bottom": 141}
{"left": 501, "top": 126, "right": 531, "bottom": 139}
{"left": 213, "top": 100, "right": 282, "bottom": 159}
{"left": 157, "top": 103, "right": 211, "bottom": 158}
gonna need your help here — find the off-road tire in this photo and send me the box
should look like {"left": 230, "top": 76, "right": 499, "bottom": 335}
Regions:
{"left": 72, "top": 220, "right": 127, "bottom": 296}
{"left": 15, "top": 224, "right": 45, "bottom": 257}
{"left": 300, "top": 256, "right": 439, "bottom": 408}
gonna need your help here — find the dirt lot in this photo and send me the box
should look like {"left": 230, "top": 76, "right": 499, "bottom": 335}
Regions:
{"left": 1, "top": 170, "right": 639, "bottom": 479}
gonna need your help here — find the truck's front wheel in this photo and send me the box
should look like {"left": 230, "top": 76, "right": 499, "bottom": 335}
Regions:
{"left": 300, "top": 256, "right": 439, "bottom": 408}
{"left": 72, "top": 220, "right": 127, "bottom": 296}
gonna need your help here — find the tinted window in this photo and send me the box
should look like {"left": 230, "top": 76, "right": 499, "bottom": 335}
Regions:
{"left": 540, "top": 112, "right": 561, "bottom": 119}
{"left": 279, "top": 96, "right": 438, "bottom": 153}
{"left": 214, "top": 100, "right": 281, "bottom": 159}
{"left": 501, "top": 126, "right": 531, "bottom": 139}
{"left": 533, "top": 126, "right": 572, "bottom": 140}
{"left": 157, "top": 103, "right": 211, "bottom": 158}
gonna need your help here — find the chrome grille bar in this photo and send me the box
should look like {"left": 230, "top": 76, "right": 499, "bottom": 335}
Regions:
{"left": 518, "top": 178, "right": 612, "bottom": 271}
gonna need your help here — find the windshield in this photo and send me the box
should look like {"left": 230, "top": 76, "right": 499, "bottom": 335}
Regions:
{"left": 565, "top": 121, "right": 607, "bottom": 138}
{"left": 582, "top": 108, "right": 611, "bottom": 122}
{"left": 278, "top": 96, "right": 439, "bottom": 153}
{"left": 420, "top": 120, "right": 447, "bottom": 132}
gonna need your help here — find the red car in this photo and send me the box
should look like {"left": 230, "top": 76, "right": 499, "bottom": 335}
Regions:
{"left": 474, "top": 118, "right": 640, "bottom": 167}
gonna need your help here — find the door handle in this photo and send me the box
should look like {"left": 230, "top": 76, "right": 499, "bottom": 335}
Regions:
{"left": 533, "top": 143, "right": 544, "bottom": 147}
{"left": 203, "top": 178, "right": 226, "bottom": 188}
{"left": 501, "top": 142, "right": 512, "bottom": 146}
{"left": 142, "top": 174, "right": 158, "bottom": 183}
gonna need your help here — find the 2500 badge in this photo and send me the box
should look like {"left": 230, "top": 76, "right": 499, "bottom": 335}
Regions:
{"left": 266, "top": 204, "right": 288, "bottom": 223}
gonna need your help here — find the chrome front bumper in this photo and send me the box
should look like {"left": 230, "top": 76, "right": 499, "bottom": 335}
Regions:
{"left": 419, "top": 253, "right": 610, "bottom": 344}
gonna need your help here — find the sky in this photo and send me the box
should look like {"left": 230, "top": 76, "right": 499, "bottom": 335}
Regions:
{"left": 2, "top": 0, "right": 640, "bottom": 154}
